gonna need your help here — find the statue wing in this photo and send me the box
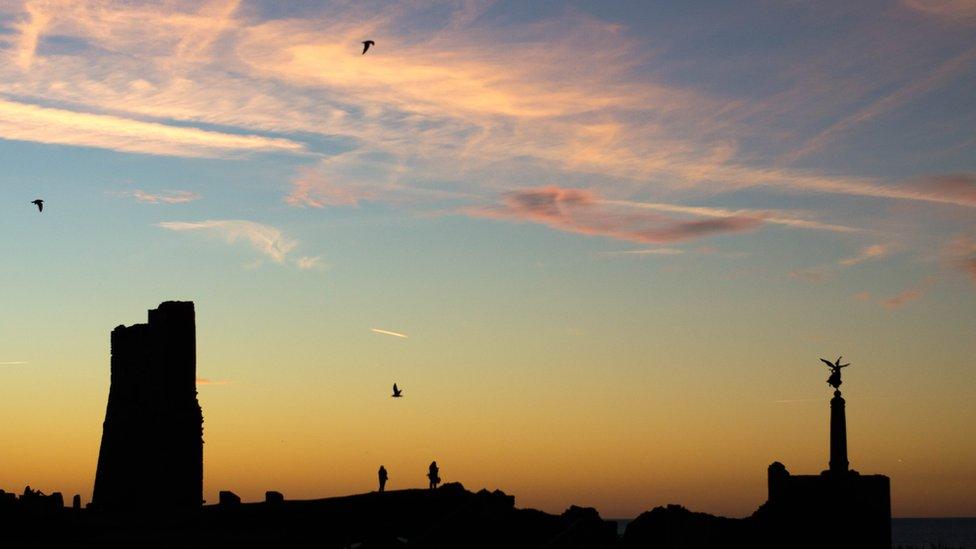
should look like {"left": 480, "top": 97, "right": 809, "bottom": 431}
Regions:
{"left": 820, "top": 358, "right": 835, "bottom": 368}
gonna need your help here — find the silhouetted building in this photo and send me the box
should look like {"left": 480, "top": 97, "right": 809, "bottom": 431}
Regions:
{"left": 219, "top": 491, "right": 241, "bottom": 507}
{"left": 756, "top": 388, "right": 891, "bottom": 548}
{"left": 92, "top": 301, "right": 203, "bottom": 510}
{"left": 265, "top": 491, "right": 284, "bottom": 504}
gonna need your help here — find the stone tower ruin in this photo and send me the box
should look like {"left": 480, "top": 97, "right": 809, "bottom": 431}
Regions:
{"left": 92, "top": 301, "right": 203, "bottom": 509}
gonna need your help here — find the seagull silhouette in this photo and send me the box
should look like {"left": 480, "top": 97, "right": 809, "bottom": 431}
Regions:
{"left": 31, "top": 199, "right": 44, "bottom": 212}
{"left": 361, "top": 40, "right": 375, "bottom": 55}
{"left": 391, "top": 383, "right": 403, "bottom": 398}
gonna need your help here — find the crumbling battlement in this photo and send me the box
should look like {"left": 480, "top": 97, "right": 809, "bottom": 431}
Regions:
{"left": 91, "top": 301, "right": 203, "bottom": 510}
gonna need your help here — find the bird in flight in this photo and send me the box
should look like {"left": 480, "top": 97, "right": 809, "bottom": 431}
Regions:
{"left": 391, "top": 383, "right": 403, "bottom": 398}
{"left": 361, "top": 40, "right": 375, "bottom": 55}
{"left": 31, "top": 199, "right": 44, "bottom": 212}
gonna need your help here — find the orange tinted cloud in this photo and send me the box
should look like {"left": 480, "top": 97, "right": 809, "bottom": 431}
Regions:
{"left": 839, "top": 244, "right": 889, "bottom": 266}
{"left": 1, "top": 0, "right": 972, "bottom": 214}
{"left": 882, "top": 288, "right": 926, "bottom": 309}
{"left": 196, "top": 378, "right": 234, "bottom": 386}
{"left": 0, "top": 98, "right": 305, "bottom": 158}
{"left": 11, "top": 1, "right": 49, "bottom": 70}
{"left": 943, "top": 236, "right": 976, "bottom": 284}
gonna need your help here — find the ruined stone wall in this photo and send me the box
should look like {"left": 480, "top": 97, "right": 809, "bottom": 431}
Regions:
{"left": 92, "top": 301, "right": 203, "bottom": 510}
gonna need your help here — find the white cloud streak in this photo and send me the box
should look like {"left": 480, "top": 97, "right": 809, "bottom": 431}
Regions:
{"left": 0, "top": 98, "right": 305, "bottom": 158}
{"left": 371, "top": 328, "right": 408, "bottom": 339}
{"left": 121, "top": 190, "right": 202, "bottom": 204}
{"left": 158, "top": 220, "right": 298, "bottom": 263}
{"left": 296, "top": 256, "right": 324, "bottom": 270}
{"left": 600, "top": 248, "right": 686, "bottom": 256}
{"left": 602, "top": 199, "right": 862, "bottom": 234}
{"left": 839, "top": 244, "right": 889, "bottom": 266}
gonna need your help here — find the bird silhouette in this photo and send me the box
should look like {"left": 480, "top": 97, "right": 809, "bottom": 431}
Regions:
{"left": 31, "top": 199, "right": 44, "bottom": 212}
{"left": 361, "top": 40, "right": 375, "bottom": 55}
{"left": 391, "top": 383, "right": 403, "bottom": 398}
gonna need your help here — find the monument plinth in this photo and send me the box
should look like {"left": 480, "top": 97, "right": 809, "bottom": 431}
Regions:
{"left": 758, "top": 356, "right": 891, "bottom": 548}
{"left": 829, "top": 390, "right": 849, "bottom": 474}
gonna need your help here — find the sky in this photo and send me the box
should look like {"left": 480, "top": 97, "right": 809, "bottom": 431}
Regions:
{"left": 0, "top": 0, "right": 974, "bottom": 519}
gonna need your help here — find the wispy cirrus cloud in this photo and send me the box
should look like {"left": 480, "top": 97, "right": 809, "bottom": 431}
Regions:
{"left": 791, "top": 243, "right": 891, "bottom": 283}
{"left": 882, "top": 287, "right": 927, "bottom": 309}
{"left": 469, "top": 186, "right": 763, "bottom": 245}
{"left": 785, "top": 47, "right": 976, "bottom": 162}
{"left": 119, "top": 190, "right": 202, "bottom": 204}
{"left": 903, "top": 0, "right": 976, "bottom": 23}
{"left": 295, "top": 256, "right": 325, "bottom": 271}
{"left": 839, "top": 244, "right": 890, "bottom": 266}
{"left": 600, "top": 248, "right": 686, "bottom": 256}
{"left": 602, "top": 199, "right": 860, "bottom": 234}
{"left": 1, "top": 0, "right": 969, "bottom": 211}
{"left": 0, "top": 0, "right": 973, "bottom": 286}
{"left": 942, "top": 236, "right": 976, "bottom": 284}
{"left": 879, "top": 278, "right": 936, "bottom": 309}
{"left": 852, "top": 291, "right": 873, "bottom": 302}
{"left": 0, "top": 361, "right": 29, "bottom": 365}
{"left": 157, "top": 220, "right": 297, "bottom": 264}
{"left": 0, "top": 99, "right": 305, "bottom": 158}
{"left": 11, "top": 1, "right": 48, "bottom": 70}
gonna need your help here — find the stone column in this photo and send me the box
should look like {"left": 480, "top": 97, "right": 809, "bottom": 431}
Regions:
{"left": 829, "top": 390, "right": 849, "bottom": 473}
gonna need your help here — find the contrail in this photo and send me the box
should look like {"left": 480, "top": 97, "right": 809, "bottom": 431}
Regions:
{"left": 371, "top": 328, "right": 408, "bottom": 339}
{"left": 0, "top": 361, "right": 28, "bottom": 365}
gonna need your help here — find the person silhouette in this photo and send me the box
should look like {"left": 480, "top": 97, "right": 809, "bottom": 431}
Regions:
{"left": 427, "top": 461, "right": 440, "bottom": 489}
{"left": 378, "top": 465, "right": 388, "bottom": 492}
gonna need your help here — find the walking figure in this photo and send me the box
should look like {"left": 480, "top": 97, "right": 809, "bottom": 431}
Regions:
{"left": 427, "top": 461, "right": 440, "bottom": 489}
{"left": 378, "top": 465, "right": 388, "bottom": 492}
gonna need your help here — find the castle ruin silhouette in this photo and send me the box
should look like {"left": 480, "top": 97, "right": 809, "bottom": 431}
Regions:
{"left": 91, "top": 301, "right": 203, "bottom": 510}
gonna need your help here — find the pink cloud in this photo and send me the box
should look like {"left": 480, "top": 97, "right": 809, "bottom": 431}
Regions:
{"left": 285, "top": 167, "right": 373, "bottom": 208}
{"left": 470, "top": 186, "right": 763, "bottom": 244}
{"left": 789, "top": 268, "right": 832, "bottom": 284}
{"left": 903, "top": 0, "right": 976, "bottom": 23}
{"left": 942, "top": 235, "right": 976, "bottom": 284}
{"left": 882, "top": 288, "right": 925, "bottom": 309}
{"left": 852, "top": 291, "right": 872, "bottom": 302}
{"left": 839, "top": 244, "right": 889, "bottom": 266}
{"left": 912, "top": 174, "right": 976, "bottom": 208}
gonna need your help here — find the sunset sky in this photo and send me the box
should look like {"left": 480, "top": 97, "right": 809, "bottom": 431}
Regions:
{"left": 0, "top": 0, "right": 974, "bottom": 518}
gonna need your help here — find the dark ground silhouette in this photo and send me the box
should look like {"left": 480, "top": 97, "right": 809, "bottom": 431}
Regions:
{"left": 0, "top": 303, "right": 893, "bottom": 547}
